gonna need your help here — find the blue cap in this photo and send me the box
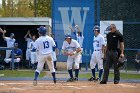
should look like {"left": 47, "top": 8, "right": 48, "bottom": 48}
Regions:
{"left": 10, "top": 33, "right": 15, "bottom": 37}
{"left": 65, "top": 34, "right": 72, "bottom": 39}
{"left": 93, "top": 25, "right": 100, "bottom": 32}
{"left": 37, "top": 26, "right": 47, "bottom": 35}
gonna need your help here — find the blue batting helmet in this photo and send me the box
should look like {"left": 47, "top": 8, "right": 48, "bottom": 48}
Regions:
{"left": 37, "top": 26, "right": 47, "bottom": 36}
{"left": 93, "top": 25, "right": 100, "bottom": 32}
{"left": 65, "top": 34, "right": 72, "bottom": 39}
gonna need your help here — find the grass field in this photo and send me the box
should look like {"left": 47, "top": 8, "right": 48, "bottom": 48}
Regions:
{"left": 0, "top": 70, "right": 140, "bottom": 80}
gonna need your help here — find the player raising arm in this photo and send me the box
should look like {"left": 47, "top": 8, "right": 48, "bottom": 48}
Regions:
{"left": 0, "top": 28, "right": 16, "bottom": 62}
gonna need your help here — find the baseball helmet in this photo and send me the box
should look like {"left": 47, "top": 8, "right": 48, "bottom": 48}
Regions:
{"left": 65, "top": 34, "right": 72, "bottom": 39}
{"left": 93, "top": 25, "right": 100, "bottom": 32}
{"left": 37, "top": 26, "right": 47, "bottom": 36}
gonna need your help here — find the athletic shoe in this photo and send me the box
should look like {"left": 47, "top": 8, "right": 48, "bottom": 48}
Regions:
{"left": 66, "top": 78, "right": 74, "bottom": 82}
{"left": 33, "top": 80, "right": 37, "bottom": 86}
{"left": 88, "top": 77, "right": 96, "bottom": 81}
{"left": 100, "top": 81, "right": 107, "bottom": 84}
{"left": 114, "top": 81, "right": 119, "bottom": 84}
{"left": 95, "top": 77, "right": 101, "bottom": 81}
{"left": 74, "top": 77, "right": 78, "bottom": 81}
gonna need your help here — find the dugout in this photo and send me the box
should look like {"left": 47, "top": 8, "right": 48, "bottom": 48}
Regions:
{"left": 0, "top": 17, "right": 51, "bottom": 64}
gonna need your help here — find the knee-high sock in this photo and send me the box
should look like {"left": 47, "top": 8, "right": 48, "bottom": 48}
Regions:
{"left": 68, "top": 69, "right": 73, "bottom": 78}
{"left": 75, "top": 69, "right": 79, "bottom": 78}
{"left": 51, "top": 72, "right": 56, "bottom": 81}
{"left": 99, "top": 69, "right": 103, "bottom": 79}
{"left": 34, "top": 71, "right": 39, "bottom": 80}
{"left": 91, "top": 68, "right": 95, "bottom": 78}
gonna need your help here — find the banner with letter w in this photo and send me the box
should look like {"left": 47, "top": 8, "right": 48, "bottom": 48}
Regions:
{"left": 52, "top": 0, "right": 95, "bottom": 62}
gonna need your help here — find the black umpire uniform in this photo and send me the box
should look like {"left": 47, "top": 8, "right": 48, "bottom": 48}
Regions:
{"left": 100, "top": 24, "right": 124, "bottom": 84}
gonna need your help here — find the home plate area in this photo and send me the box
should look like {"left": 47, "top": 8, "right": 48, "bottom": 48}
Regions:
{"left": 0, "top": 81, "right": 140, "bottom": 93}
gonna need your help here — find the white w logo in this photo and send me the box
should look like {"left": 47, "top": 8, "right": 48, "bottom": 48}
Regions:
{"left": 58, "top": 7, "right": 89, "bottom": 34}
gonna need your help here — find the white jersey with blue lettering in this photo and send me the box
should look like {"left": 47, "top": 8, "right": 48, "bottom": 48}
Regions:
{"left": 62, "top": 39, "right": 81, "bottom": 55}
{"left": 93, "top": 34, "right": 105, "bottom": 50}
{"left": 25, "top": 38, "right": 32, "bottom": 49}
{"left": 29, "top": 41, "right": 36, "bottom": 52}
{"left": 35, "top": 35, "right": 56, "bottom": 55}
{"left": 4, "top": 37, "right": 15, "bottom": 47}
{"left": 76, "top": 34, "right": 84, "bottom": 47}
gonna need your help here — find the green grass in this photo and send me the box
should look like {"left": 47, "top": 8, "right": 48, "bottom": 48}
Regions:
{"left": 0, "top": 70, "right": 140, "bottom": 80}
{"left": 79, "top": 72, "right": 140, "bottom": 80}
{"left": 0, "top": 70, "right": 46, "bottom": 78}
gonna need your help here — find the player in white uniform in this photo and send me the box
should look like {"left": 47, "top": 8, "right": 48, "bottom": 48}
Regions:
{"left": 69, "top": 25, "right": 84, "bottom": 69}
{"left": 33, "top": 26, "right": 56, "bottom": 86}
{"left": 62, "top": 34, "right": 82, "bottom": 82}
{"left": 88, "top": 25, "right": 105, "bottom": 81}
{"left": 29, "top": 35, "right": 37, "bottom": 69}
{"left": 24, "top": 30, "right": 32, "bottom": 64}
{"left": 0, "top": 29, "right": 16, "bottom": 63}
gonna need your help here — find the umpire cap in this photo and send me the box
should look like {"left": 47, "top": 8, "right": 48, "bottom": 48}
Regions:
{"left": 37, "top": 26, "right": 47, "bottom": 36}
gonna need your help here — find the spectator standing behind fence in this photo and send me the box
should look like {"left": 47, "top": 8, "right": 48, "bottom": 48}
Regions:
{"left": 69, "top": 25, "right": 84, "bottom": 70}
{"left": 135, "top": 50, "right": 140, "bottom": 73}
{"left": 100, "top": 24, "right": 124, "bottom": 84}
{"left": 24, "top": 30, "right": 32, "bottom": 65}
{"left": 4, "top": 43, "right": 22, "bottom": 69}
{"left": 0, "top": 28, "right": 16, "bottom": 63}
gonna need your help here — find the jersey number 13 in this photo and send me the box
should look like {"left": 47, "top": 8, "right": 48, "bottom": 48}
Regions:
{"left": 43, "top": 41, "right": 49, "bottom": 49}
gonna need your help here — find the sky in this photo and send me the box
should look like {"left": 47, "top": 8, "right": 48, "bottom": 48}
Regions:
{"left": 0, "top": 0, "right": 2, "bottom": 4}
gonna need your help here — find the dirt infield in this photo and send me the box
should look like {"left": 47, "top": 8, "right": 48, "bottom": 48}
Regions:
{"left": 0, "top": 81, "right": 140, "bottom": 93}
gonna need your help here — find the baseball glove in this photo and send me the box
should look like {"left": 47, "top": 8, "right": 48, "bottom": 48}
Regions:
{"left": 118, "top": 56, "right": 125, "bottom": 68}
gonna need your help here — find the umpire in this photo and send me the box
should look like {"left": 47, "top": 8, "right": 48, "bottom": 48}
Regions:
{"left": 100, "top": 24, "right": 124, "bottom": 84}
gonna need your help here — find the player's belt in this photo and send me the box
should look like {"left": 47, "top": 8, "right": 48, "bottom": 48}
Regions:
{"left": 94, "top": 49, "right": 101, "bottom": 51}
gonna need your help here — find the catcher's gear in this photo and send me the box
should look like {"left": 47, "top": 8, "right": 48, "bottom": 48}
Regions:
{"left": 37, "top": 26, "right": 47, "bottom": 36}
{"left": 93, "top": 25, "right": 100, "bottom": 32}
{"left": 118, "top": 56, "right": 125, "bottom": 68}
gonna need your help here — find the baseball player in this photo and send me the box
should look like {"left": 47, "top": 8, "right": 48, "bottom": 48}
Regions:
{"left": 88, "top": 25, "right": 105, "bottom": 81}
{"left": 62, "top": 34, "right": 82, "bottom": 82}
{"left": 0, "top": 28, "right": 16, "bottom": 63}
{"left": 69, "top": 25, "right": 84, "bottom": 69}
{"left": 29, "top": 35, "right": 37, "bottom": 69}
{"left": 24, "top": 30, "right": 32, "bottom": 65}
{"left": 33, "top": 26, "right": 56, "bottom": 86}
{"left": 4, "top": 43, "right": 22, "bottom": 69}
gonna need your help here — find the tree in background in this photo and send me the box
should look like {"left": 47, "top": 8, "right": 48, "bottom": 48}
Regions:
{"left": 0, "top": 0, "right": 52, "bottom": 17}
{"left": 29, "top": 0, "right": 52, "bottom": 17}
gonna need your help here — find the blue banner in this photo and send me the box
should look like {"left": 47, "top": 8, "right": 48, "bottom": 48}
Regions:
{"left": 52, "top": 0, "right": 95, "bottom": 62}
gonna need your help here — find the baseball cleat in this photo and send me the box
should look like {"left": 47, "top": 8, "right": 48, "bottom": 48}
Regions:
{"left": 33, "top": 80, "right": 37, "bottom": 86}
{"left": 100, "top": 81, "right": 107, "bottom": 84}
{"left": 95, "top": 77, "right": 101, "bottom": 81}
{"left": 88, "top": 77, "right": 96, "bottom": 81}
{"left": 74, "top": 77, "right": 78, "bottom": 81}
{"left": 66, "top": 78, "right": 74, "bottom": 82}
{"left": 114, "top": 81, "right": 119, "bottom": 84}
